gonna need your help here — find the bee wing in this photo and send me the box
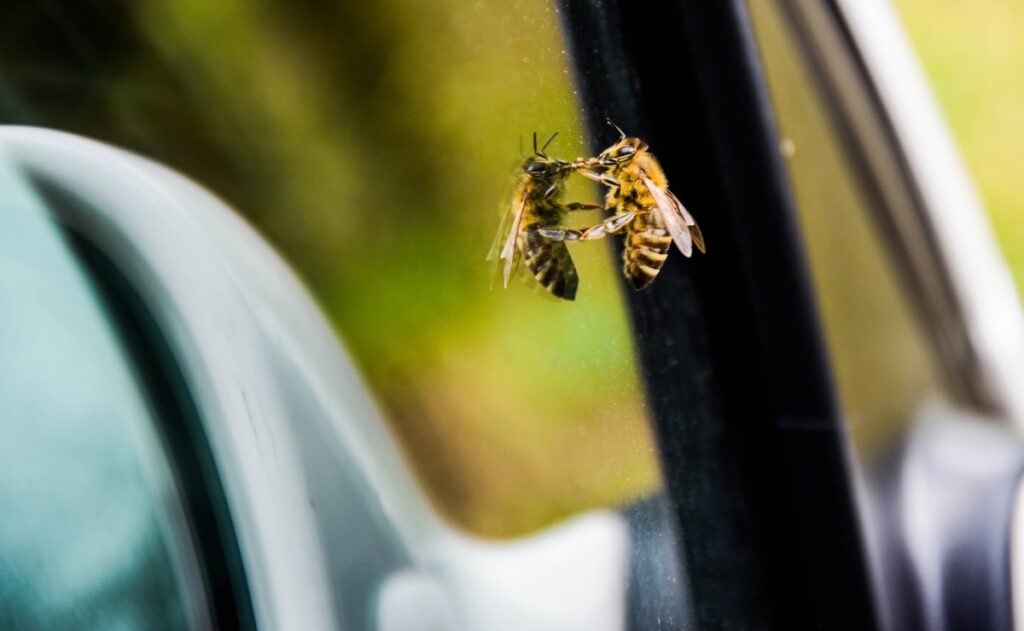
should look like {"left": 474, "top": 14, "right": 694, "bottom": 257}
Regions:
{"left": 486, "top": 223, "right": 506, "bottom": 291}
{"left": 487, "top": 203, "right": 514, "bottom": 262}
{"left": 667, "top": 188, "right": 705, "bottom": 254}
{"left": 642, "top": 174, "right": 693, "bottom": 257}
{"left": 499, "top": 198, "right": 527, "bottom": 288}
{"left": 687, "top": 217, "right": 706, "bottom": 254}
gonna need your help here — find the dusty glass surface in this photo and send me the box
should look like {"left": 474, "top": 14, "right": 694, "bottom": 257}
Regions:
{"left": 747, "top": 2, "right": 949, "bottom": 453}
{"left": 0, "top": 1, "right": 659, "bottom": 536}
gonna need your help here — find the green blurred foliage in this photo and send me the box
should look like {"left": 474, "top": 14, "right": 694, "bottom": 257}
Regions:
{"left": 894, "top": 0, "right": 1024, "bottom": 295}
{"left": 0, "top": 0, "right": 658, "bottom": 536}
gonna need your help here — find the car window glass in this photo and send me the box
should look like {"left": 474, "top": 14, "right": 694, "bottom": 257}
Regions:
{"left": 892, "top": 0, "right": 1024, "bottom": 296}
{"left": 747, "top": 1, "right": 951, "bottom": 455}
{"left": 0, "top": 0, "right": 661, "bottom": 537}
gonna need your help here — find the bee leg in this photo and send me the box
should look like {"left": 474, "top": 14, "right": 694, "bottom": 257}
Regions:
{"left": 562, "top": 202, "right": 604, "bottom": 212}
{"left": 577, "top": 168, "right": 621, "bottom": 190}
{"left": 535, "top": 227, "right": 584, "bottom": 242}
{"left": 579, "top": 211, "right": 636, "bottom": 240}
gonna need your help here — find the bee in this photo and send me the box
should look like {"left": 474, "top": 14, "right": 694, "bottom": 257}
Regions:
{"left": 490, "top": 132, "right": 603, "bottom": 300}
{"left": 575, "top": 122, "right": 705, "bottom": 290}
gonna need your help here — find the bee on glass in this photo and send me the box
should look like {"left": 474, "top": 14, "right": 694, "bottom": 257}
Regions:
{"left": 575, "top": 122, "right": 705, "bottom": 290}
{"left": 489, "top": 132, "right": 602, "bottom": 301}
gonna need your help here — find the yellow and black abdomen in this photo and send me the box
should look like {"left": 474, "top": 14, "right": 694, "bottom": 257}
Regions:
{"left": 521, "top": 221, "right": 579, "bottom": 300}
{"left": 623, "top": 211, "right": 671, "bottom": 290}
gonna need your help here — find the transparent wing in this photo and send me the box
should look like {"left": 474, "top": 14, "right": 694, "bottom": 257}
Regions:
{"left": 486, "top": 206, "right": 512, "bottom": 263}
{"left": 499, "top": 199, "right": 526, "bottom": 288}
{"left": 643, "top": 174, "right": 692, "bottom": 257}
{"left": 687, "top": 218, "right": 706, "bottom": 254}
{"left": 667, "top": 188, "right": 705, "bottom": 254}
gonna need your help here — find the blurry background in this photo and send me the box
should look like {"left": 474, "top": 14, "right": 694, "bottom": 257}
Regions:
{"left": 0, "top": 0, "right": 658, "bottom": 537}
{"left": 894, "top": 0, "right": 1024, "bottom": 296}
{"left": 748, "top": 0, "right": 1024, "bottom": 456}
{"left": 1, "top": 0, "right": 1020, "bottom": 539}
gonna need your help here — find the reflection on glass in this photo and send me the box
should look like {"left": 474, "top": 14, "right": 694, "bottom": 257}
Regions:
{"left": 0, "top": 0, "right": 660, "bottom": 535}
{"left": 0, "top": 170, "right": 206, "bottom": 628}
{"left": 747, "top": 2, "right": 949, "bottom": 453}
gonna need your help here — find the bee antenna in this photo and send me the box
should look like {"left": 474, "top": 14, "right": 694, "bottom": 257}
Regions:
{"left": 532, "top": 132, "right": 539, "bottom": 155}
{"left": 606, "top": 118, "right": 626, "bottom": 140}
{"left": 540, "top": 131, "right": 559, "bottom": 154}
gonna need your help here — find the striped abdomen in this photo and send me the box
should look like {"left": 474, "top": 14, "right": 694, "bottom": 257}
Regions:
{"left": 623, "top": 212, "right": 671, "bottom": 290}
{"left": 523, "top": 227, "right": 579, "bottom": 300}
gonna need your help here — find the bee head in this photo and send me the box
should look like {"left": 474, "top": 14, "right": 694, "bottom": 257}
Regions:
{"left": 523, "top": 154, "right": 566, "bottom": 179}
{"left": 598, "top": 137, "right": 645, "bottom": 167}
{"left": 596, "top": 120, "right": 645, "bottom": 167}
{"left": 524, "top": 131, "right": 568, "bottom": 179}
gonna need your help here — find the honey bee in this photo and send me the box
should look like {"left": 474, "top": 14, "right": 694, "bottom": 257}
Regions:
{"left": 576, "top": 122, "right": 705, "bottom": 290}
{"left": 490, "top": 132, "right": 602, "bottom": 300}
